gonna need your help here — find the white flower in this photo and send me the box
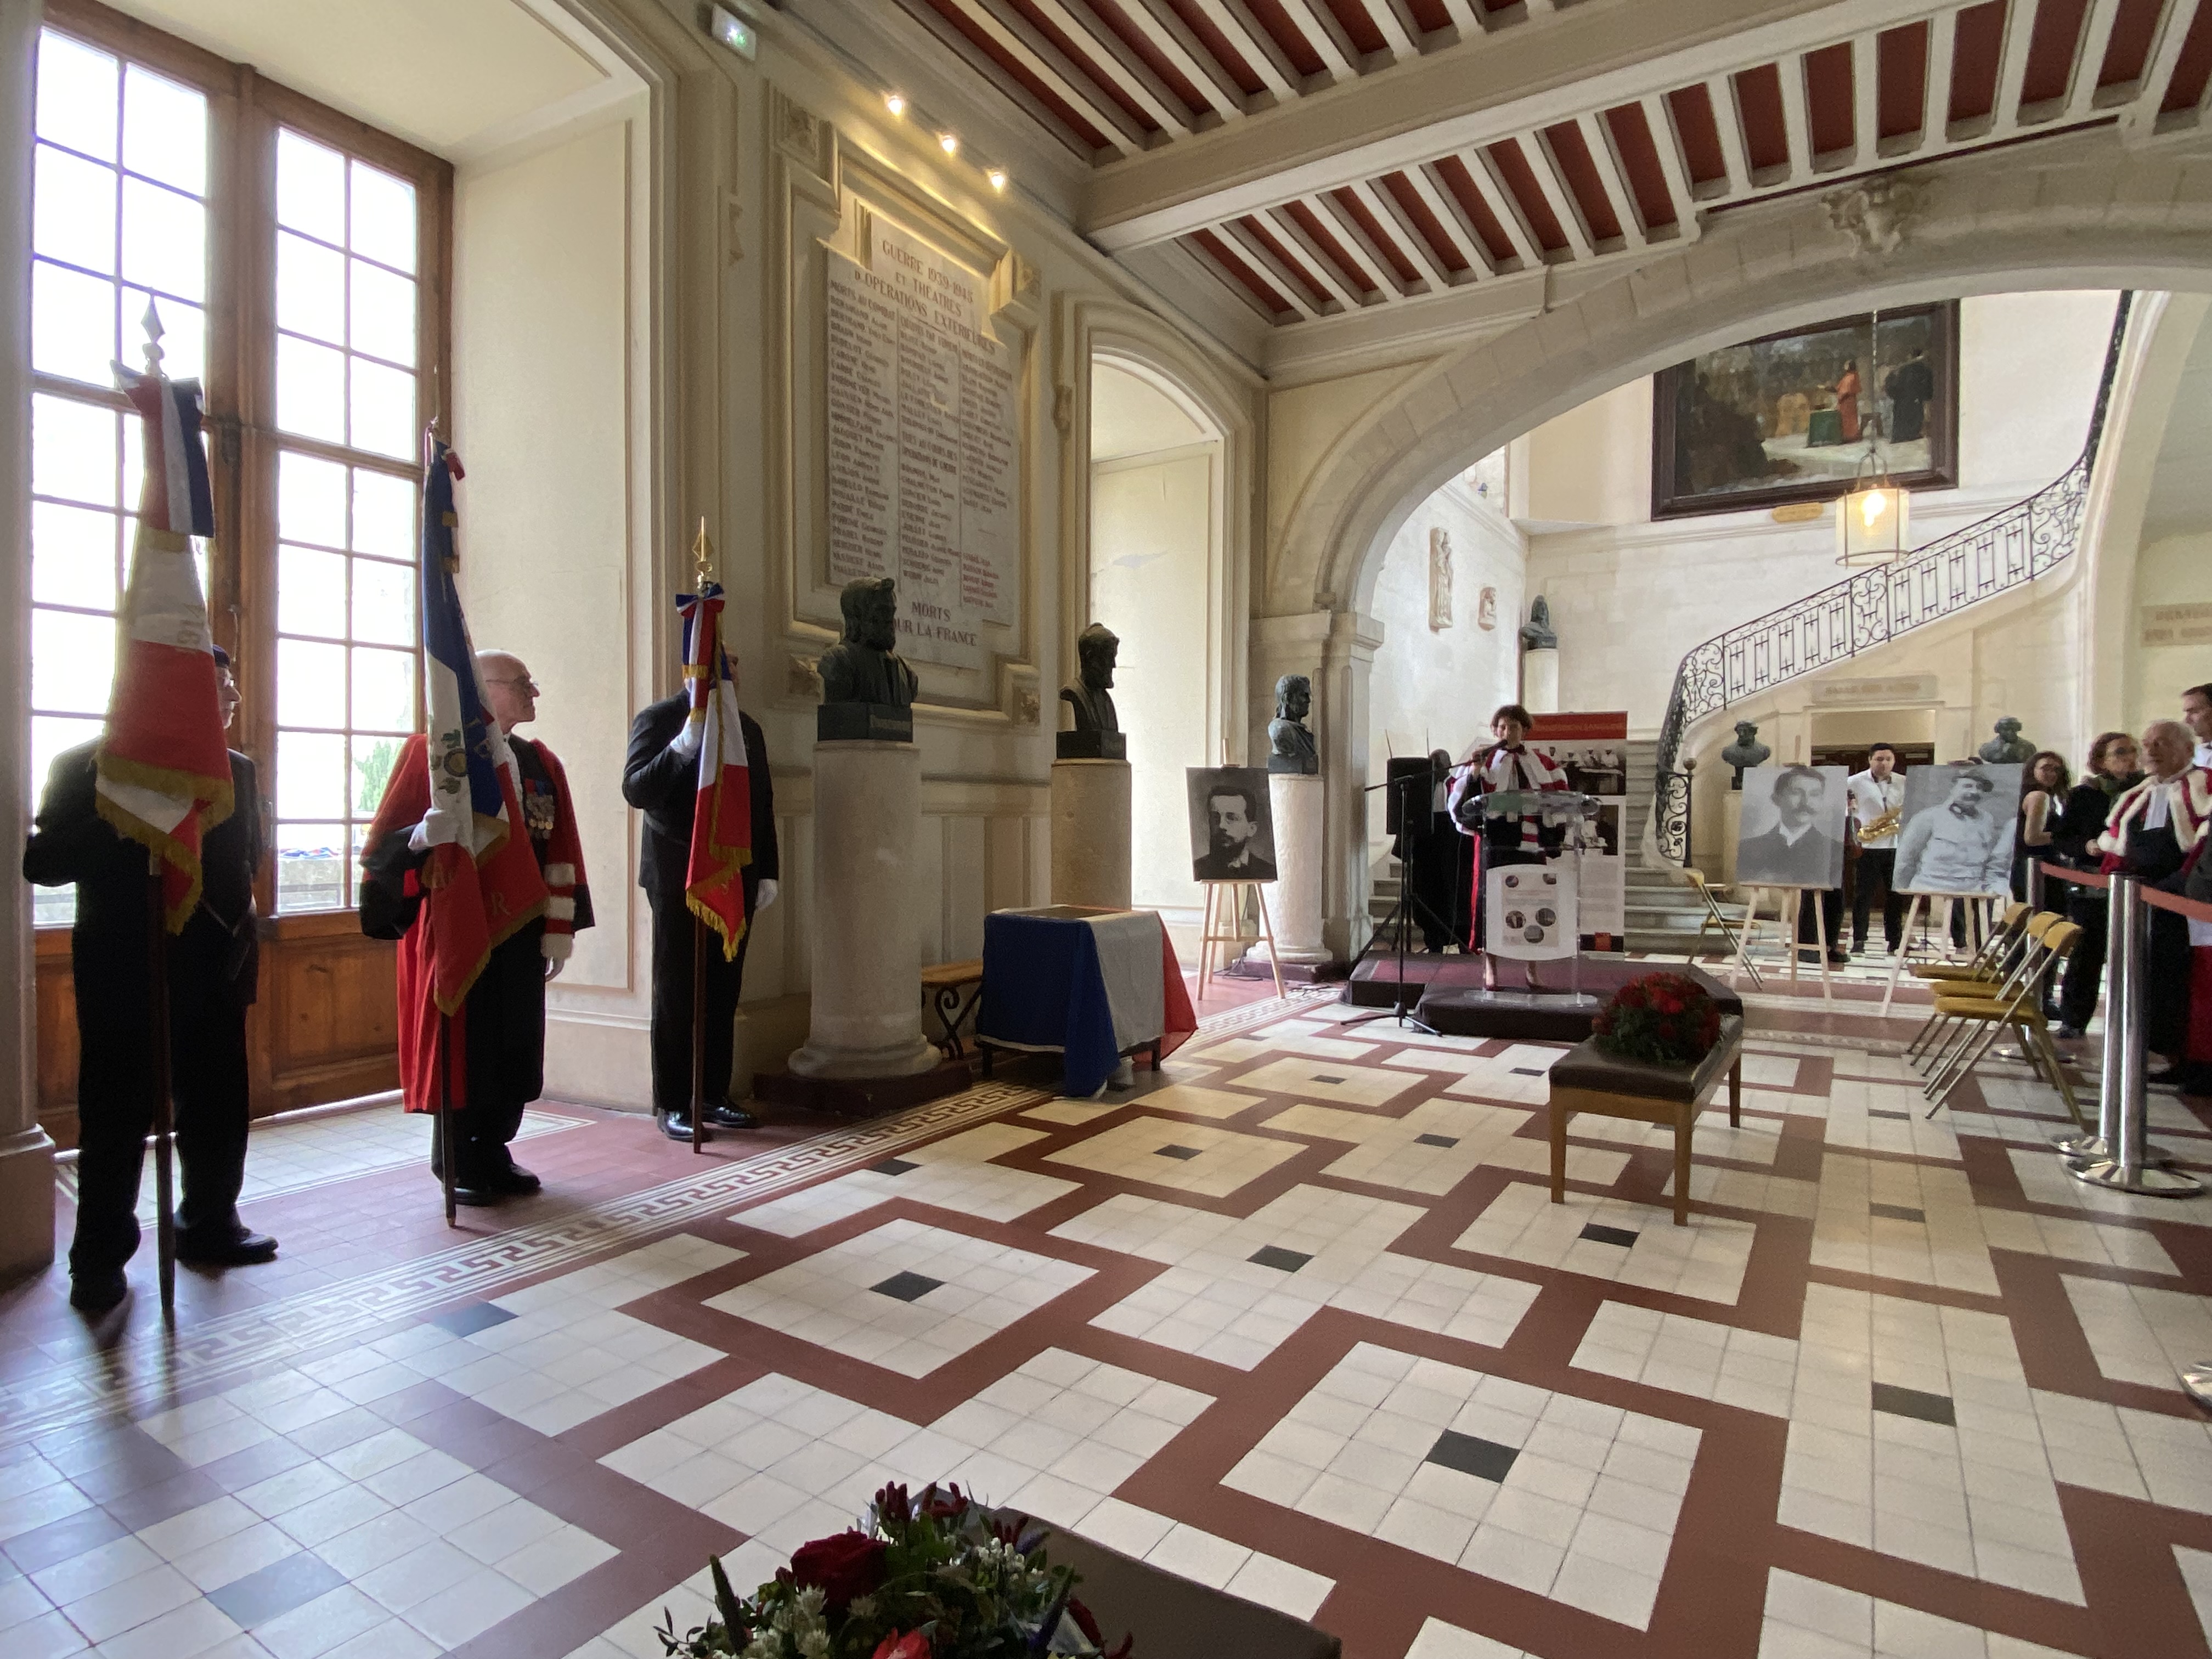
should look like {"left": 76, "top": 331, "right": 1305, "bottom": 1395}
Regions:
{"left": 794, "top": 1587, "right": 827, "bottom": 1621}
{"left": 740, "top": 1635, "right": 782, "bottom": 1659}
{"left": 797, "top": 1633, "right": 830, "bottom": 1659}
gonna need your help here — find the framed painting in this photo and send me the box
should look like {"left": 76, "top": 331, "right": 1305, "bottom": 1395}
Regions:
{"left": 1651, "top": 301, "right": 1958, "bottom": 518}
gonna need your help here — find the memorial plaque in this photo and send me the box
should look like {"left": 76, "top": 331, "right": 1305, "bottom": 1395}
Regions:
{"left": 825, "top": 220, "right": 1020, "bottom": 673}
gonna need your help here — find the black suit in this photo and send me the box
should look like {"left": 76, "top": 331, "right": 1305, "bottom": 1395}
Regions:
{"left": 623, "top": 694, "right": 778, "bottom": 1115}
{"left": 24, "top": 741, "right": 263, "bottom": 1277}
{"left": 1194, "top": 849, "right": 1276, "bottom": 882}
{"left": 1737, "top": 825, "right": 1841, "bottom": 888}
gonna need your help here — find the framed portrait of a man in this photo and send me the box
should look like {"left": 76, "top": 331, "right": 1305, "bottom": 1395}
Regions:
{"left": 1651, "top": 301, "right": 1959, "bottom": 518}
{"left": 1187, "top": 768, "right": 1277, "bottom": 883}
{"left": 1735, "top": 765, "right": 1849, "bottom": 889}
{"left": 1894, "top": 763, "right": 2021, "bottom": 896}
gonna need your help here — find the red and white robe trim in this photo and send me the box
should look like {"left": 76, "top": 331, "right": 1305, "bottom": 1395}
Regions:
{"left": 531, "top": 743, "right": 590, "bottom": 961}
{"left": 1447, "top": 742, "right": 1571, "bottom": 853}
{"left": 2098, "top": 766, "right": 2212, "bottom": 1064}
{"left": 2095, "top": 767, "right": 2211, "bottom": 869}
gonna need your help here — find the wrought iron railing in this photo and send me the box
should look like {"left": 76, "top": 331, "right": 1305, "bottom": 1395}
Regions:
{"left": 1650, "top": 290, "right": 2136, "bottom": 865}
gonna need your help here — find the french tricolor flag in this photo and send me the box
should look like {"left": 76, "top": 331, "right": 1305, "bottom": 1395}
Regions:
{"left": 678, "top": 575, "right": 752, "bottom": 957}
{"left": 95, "top": 317, "right": 234, "bottom": 932}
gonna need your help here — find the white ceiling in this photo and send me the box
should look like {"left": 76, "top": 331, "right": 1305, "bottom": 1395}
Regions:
{"left": 104, "top": 0, "right": 618, "bottom": 161}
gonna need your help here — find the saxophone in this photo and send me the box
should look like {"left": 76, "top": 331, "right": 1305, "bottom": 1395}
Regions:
{"left": 1859, "top": 807, "right": 1901, "bottom": 842}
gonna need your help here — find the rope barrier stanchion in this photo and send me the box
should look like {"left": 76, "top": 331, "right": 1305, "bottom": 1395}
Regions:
{"left": 2055, "top": 866, "right": 2126, "bottom": 1163}
{"left": 2068, "top": 872, "right": 2201, "bottom": 1198}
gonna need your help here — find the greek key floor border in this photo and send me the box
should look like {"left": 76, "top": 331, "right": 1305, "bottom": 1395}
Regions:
{"left": 1, "top": 1080, "right": 1053, "bottom": 1449}
{"left": 3, "top": 992, "right": 1323, "bottom": 1449}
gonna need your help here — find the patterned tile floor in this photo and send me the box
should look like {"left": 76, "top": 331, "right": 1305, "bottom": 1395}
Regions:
{"left": 7, "top": 960, "right": 2212, "bottom": 1657}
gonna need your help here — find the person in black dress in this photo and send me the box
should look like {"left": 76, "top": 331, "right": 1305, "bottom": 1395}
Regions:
{"left": 2052, "top": 731, "right": 2141, "bottom": 1040}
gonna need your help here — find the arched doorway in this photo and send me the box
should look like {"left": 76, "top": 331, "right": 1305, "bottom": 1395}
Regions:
{"left": 1088, "top": 356, "right": 1226, "bottom": 927}
{"left": 1260, "top": 136, "right": 2212, "bottom": 956}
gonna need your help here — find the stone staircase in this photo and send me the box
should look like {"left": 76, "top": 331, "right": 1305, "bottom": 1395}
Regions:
{"left": 1368, "top": 738, "right": 1747, "bottom": 958}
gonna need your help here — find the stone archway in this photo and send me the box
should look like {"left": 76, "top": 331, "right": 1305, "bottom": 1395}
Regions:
{"left": 1266, "top": 132, "right": 2212, "bottom": 957}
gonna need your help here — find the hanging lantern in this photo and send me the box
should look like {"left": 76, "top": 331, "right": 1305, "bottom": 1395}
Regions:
{"left": 1837, "top": 451, "right": 1910, "bottom": 567}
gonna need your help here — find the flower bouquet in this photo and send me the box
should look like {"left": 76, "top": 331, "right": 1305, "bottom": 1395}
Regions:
{"left": 656, "top": 1482, "right": 1129, "bottom": 1659}
{"left": 1590, "top": 971, "right": 1722, "bottom": 1068}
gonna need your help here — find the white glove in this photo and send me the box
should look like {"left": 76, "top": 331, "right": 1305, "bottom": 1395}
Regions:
{"left": 409, "top": 807, "right": 462, "bottom": 853}
{"left": 544, "top": 957, "right": 564, "bottom": 981}
{"left": 757, "top": 878, "right": 779, "bottom": 910}
{"left": 669, "top": 720, "right": 702, "bottom": 760}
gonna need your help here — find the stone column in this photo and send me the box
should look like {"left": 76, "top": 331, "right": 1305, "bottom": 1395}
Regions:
{"left": 1249, "top": 772, "right": 1331, "bottom": 969}
{"left": 1522, "top": 647, "right": 1560, "bottom": 714}
{"left": 1255, "top": 610, "right": 1386, "bottom": 966}
{"left": 788, "top": 741, "right": 938, "bottom": 1080}
{"left": 1049, "top": 758, "right": 1131, "bottom": 909}
{"left": 0, "top": 0, "right": 57, "bottom": 1283}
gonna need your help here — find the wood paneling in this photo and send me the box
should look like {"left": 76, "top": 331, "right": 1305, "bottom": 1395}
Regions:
{"left": 34, "top": 918, "right": 400, "bottom": 1150}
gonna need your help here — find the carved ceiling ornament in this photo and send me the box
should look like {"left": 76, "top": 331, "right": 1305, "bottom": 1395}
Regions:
{"left": 1823, "top": 173, "right": 1928, "bottom": 258}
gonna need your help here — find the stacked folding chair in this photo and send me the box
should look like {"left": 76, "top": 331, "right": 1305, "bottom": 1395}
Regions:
{"left": 1905, "top": 909, "right": 2087, "bottom": 1128}
{"left": 1904, "top": 901, "right": 2032, "bottom": 991}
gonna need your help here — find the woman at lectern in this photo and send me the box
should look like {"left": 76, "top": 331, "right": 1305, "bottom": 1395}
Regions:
{"left": 1447, "top": 704, "right": 1571, "bottom": 985}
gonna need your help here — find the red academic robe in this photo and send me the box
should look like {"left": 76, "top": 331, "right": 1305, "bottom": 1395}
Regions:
{"left": 362, "top": 733, "right": 588, "bottom": 1113}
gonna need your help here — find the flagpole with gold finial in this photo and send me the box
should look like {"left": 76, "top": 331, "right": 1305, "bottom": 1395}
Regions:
{"left": 426, "top": 379, "right": 458, "bottom": 1228}
{"left": 689, "top": 519, "right": 715, "bottom": 1154}
{"left": 136, "top": 301, "right": 182, "bottom": 1314}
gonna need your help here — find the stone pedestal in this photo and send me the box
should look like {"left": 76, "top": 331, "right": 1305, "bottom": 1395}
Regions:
{"left": 789, "top": 741, "right": 939, "bottom": 1080}
{"left": 1241, "top": 771, "right": 1341, "bottom": 978}
{"left": 1522, "top": 647, "right": 1560, "bottom": 714}
{"left": 1051, "top": 758, "right": 1131, "bottom": 910}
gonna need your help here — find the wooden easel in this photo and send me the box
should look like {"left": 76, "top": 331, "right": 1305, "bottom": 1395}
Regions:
{"left": 1197, "top": 879, "right": 1282, "bottom": 1000}
{"left": 1779, "top": 885, "right": 1835, "bottom": 1006}
{"left": 1880, "top": 890, "right": 1996, "bottom": 1015}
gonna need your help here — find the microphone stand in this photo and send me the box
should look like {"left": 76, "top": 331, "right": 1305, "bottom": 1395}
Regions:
{"left": 1344, "top": 769, "right": 1446, "bottom": 1036}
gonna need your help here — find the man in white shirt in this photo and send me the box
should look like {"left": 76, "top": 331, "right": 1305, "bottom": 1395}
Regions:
{"left": 1846, "top": 742, "right": 1908, "bottom": 954}
{"left": 2183, "top": 682, "right": 2212, "bottom": 769}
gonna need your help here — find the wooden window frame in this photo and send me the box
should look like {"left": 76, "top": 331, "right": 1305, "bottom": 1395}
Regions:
{"left": 35, "top": 0, "right": 453, "bottom": 936}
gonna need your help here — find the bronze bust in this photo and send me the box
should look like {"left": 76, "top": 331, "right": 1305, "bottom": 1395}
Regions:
{"left": 817, "top": 576, "right": 917, "bottom": 741}
{"left": 1268, "top": 674, "right": 1318, "bottom": 775}
{"left": 1057, "top": 623, "right": 1125, "bottom": 760}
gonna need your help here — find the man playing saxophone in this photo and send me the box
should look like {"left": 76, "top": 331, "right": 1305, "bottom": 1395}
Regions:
{"left": 1846, "top": 742, "right": 1908, "bottom": 955}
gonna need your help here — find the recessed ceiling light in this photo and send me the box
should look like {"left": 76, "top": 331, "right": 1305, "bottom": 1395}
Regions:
{"left": 884, "top": 92, "right": 906, "bottom": 117}
{"left": 939, "top": 132, "right": 960, "bottom": 155}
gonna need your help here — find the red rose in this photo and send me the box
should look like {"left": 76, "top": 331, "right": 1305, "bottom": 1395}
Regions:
{"left": 873, "top": 1634, "right": 930, "bottom": 1659}
{"left": 791, "top": 1531, "right": 889, "bottom": 1610}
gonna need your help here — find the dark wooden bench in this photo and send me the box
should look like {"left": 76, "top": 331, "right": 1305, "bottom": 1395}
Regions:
{"left": 1547, "top": 1014, "right": 1745, "bottom": 1225}
{"left": 991, "top": 1511, "right": 1339, "bottom": 1659}
{"left": 921, "top": 959, "right": 984, "bottom": 1057}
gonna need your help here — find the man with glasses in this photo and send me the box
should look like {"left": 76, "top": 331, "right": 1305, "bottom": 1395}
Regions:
{"left": 24, "top": 647, "right": 274, "bottom": 1313}
{"left": 362, "top": 651, "right": 593, "bottom": 1201}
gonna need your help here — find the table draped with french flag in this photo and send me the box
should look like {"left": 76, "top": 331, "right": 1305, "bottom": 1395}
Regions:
{"left": 977, "top": 906, "right": 1198, "bottom": 1096}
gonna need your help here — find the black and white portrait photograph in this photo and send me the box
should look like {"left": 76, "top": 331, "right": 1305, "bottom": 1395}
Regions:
{"left": 1735, "top": 764, "right": 1849, "bottom": 889}
{"left": 1187, "top": 767, "right": 1277, "bottom": 882}
{"left": 1894, "top": 763, "right": 2022, "bottom": 896}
